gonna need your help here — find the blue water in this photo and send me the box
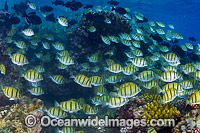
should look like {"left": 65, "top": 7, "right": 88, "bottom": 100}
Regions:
{"left": 1, "top": 0, "right": 200, "bottom": 43}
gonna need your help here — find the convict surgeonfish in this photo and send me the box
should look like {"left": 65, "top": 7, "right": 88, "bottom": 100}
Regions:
{"left": 2, "top": 86, "right": 22, "bottom": 100}
{"left": 72, "top": 74, "right": 92, "bottom": 87}
{"left": 23, "top": 69, "right": 43, "bottom": 82}
{"left": 106, "top": 96, "right": 128, "bottom": 108}
{"left": 11, "top": 53, "right": 29, "bottom": 66}
{"left": 57, "top": 100, "right": 82, "bottom": 113}
{"left": 45, "top": 107, "right": 68, "bottom": 118}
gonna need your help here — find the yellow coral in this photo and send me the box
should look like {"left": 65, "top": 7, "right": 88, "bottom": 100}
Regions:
{"left": 140, "top": 100, "right": 178, "bottom": 124}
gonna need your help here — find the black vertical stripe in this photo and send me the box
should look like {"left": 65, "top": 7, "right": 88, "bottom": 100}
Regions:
{"left": 166, "top": 90, "right": 169, "bottom": 102}
{"left": 22, "top": 55, "right": 25, "bottom": 64}
{"left": 33, "top": 71, "right": 36, "bottom": 81}
{"left": 195, "top": 93, "right": 197, "bottom": 103}
{"left": 19, "top": 54, "right": 21, "bottom": 64}
{"left": 58, "top": 108, "right": 60, "bottom": 117}
{"left": 6, "top": 87, "right": 9, "bottom": 96}
{"left": 85, "top": 77, "right": 90, "bottom": 86}
{"left": 130, "top": 85, "right": 132, "bottom": 96}
{"left": 16, "top": 90, "right": 18, "bottom": 98}
{"left": 124, "top": 87, "right": 126, "bottom": 97}
{"left": 70, "top": 102, "right": 72, "bottom": 111}
{"left": 81, "top": 76, "right": 86, "bottom": 84}
{"left": 75, "top": 102, "right": 77, "bottom": 110}
{"left": 65, "top": 102, "right": 67, "bottom": 110}
{"left": 11, "top": 88, "right": 13, "bottom": 98}
{"left": 53, "top": 107, "right": 55, "bottom": 116}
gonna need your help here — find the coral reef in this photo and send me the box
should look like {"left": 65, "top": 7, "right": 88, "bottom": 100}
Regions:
{"left": 0, "top": 97, "right": 44, "bottom": 133}
{"left": 116, "top": 97, "right": 146, "bottom": 119}
{"left": 67, "top": 11, "right": 132, "bottom": 61}
{"left": 0, "top": 10, "right": 11, "bottom": 38}
{"left": 174, "top": 99, "right": 187, "bottom": 114}
{"left": 140, "top": 101, "right": 179, "bottom": 123}
{"left": 172, "top": 120, "right": 192, "bottom": 133}
{"left": 115, "top": 94, "right": 181, "bottom": 132}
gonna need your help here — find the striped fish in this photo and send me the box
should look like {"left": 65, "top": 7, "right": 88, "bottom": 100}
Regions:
{"left": 88, "top": 54, "right": 99, "bottom": 63}
{"left": 187, "top": 90, "right": 200, "bottom": 105}
{"left": 156, "top": 21, "right": 165, "bottom": 27}
{"left": 11, "top": 53, "right": 28, "bottom": 66}
{"left": 57, "top": 63, "right": 68, "bottom": 69}
{"left": 106, "top": 75, "right": 121, "bottom": 84}
{"left": 50, "top": 75, "right": 65, "bottom": 84}
{"left": 15, "top": 41, "right": 27, "bottom": 49}
{"left": 42, "top": 42, "right": 50, "bottom": 49}
{"left": 59, "top": 127, "right": 75, "bottom": 133}
{"left": 46, "top": 107, "right": 68, "bottom": 118}
{"left": 23, "top": 28, "right": 34, "bottom": 36}
{"left": 162, "top": 88, "right": 178, "bottom": 104}
{"left": 180, "top": 80, "right": 193, "bottom": 89}
{"left": 182, "top": 66, "right": 196, "bottom": 75}
{"left": 28, "top": 87, "right": 44, "bottom": 96}
{"left": 24, "top": 69, "right": 43, "bottom": 82}
{"left": 35, "top": 65, "right": 45, "bottom": 73}
{"left": 2, "top": 86, "right": 22, "bottom": 100}
{"left": 82, "top": 104, "right": 96, "bottom": 115}
{"left": 185, "top": 42, "right": 193, "bottom": 50}
{"left": 99, "top": 94, "right": 110, "bottom": 103}
{"left": 0, "top": 64, "right": 6, "bottom": 75}
{"left": 58, "top": 50, "right": 69, "bottom": 56}
{"left": 138, "top": 70, "right": 155, "bottom": 82}
{"left": 132, "top": 49, "right": 143, "bottom": 57}
{"left": 106, "top": 64, "right": 123, "bottom": 73}
{"left": 106, "top": 59, "right": 115, "bottom": 66}
{"left": 125, "top": 51, "right": 135, "bottom": 58}
{"left": 73, "top": 75, "right": 92, "bottom": 87}
{"left": 94, "top": 85, "right": 108, "bottom": 96}
{"left": 162, "top": 82, "right": 184, "bottom": 93}
{"left": 57, "top": 56, "right": 74, "bottom": 65}
{"left": 123, "top": 66, "right": 135, "bottom": 75}
{"left": 101, "top": 35, "right": 110, "bottom": 45}
{"left": 145, "top": 86, "right": 162, "bottom": 95}
{"left": 193, "top": 71, "right": 200, "bottom": 81}
{"left": 106, "top": 96, "right": 128, "bottom": 108}
{"left": 147, "top": 127, "right": 157, "bottom": 133}
{"left": 90, "top": 76, "right": 104, "bottom": 86}
{"left": 57, "top": 16, "right": 68, "bottom": 27}
{"left": 160, "top": 71, "right": 179, "bottom": 82}
{"left": 130, "top": 57, "right": 148, "bottom": 67}
{"left": 142, "top": 79, "right": 158, "bottom": 89}
{"left": 163, "top": 52, "right": 179, "bottom": 63}
{"left": 53, "top": 42, "right": 65, "bottom": 51}
{"left": 117, "top": 83, "right": 141, "bottom": 98}
{"left": 58, "top": 100, "right": 82, "bottom": 113}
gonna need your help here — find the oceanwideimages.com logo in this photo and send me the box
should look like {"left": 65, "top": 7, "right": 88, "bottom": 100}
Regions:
{"left": 25, "top": 115, "right": 175, "bottom": 129}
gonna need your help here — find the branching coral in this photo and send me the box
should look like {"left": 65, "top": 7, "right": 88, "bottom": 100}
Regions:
{"left": 140, "top": 101, "right": 178, "bottom": 123}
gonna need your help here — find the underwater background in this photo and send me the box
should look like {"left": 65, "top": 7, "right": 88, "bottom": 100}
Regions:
{"left": 1, "top": 0, "right": 200, "bottom": 40}
{"left": 0, "top": 0, "right": 200, "bottom": 133}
